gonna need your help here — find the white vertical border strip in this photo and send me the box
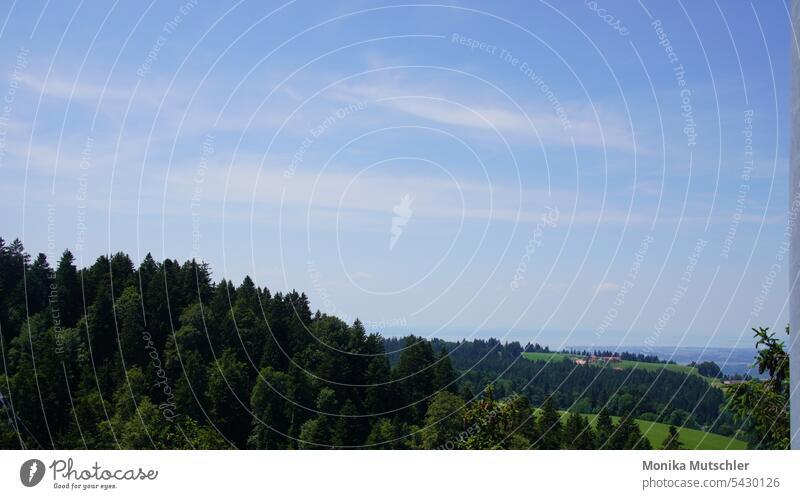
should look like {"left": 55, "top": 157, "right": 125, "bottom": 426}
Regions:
{"left": 791, "top": 0, "right": 800, "bottom": 452}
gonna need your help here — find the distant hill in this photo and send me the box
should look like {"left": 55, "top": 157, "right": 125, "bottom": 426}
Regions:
{"left": 569, "top": 345, "right": 759, "bottom": 377}
{"left": 522, "top": 351, "right": 703, "bottom": 377}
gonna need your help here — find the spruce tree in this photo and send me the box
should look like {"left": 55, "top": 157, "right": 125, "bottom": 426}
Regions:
{"left": 205, "top": 349, "right": 251, "bottom": 447}
{"left": 55, "top": 249, "right": 81, "bottom": 327}
{"left": 536, "top": 396, "right": 562, "bottom": 449}
{"left": 662, "top": 425, "right": 683, "bottom": 450}
{"left": 393, "top": 335, "right": 436, "bottom": 423}
{"left": 595, "top": 407, "right": 614, "bottom": 449}
{"left": 433, "top": 348, "right": 458, "bottom": 393}
{"left": 563, "top": 412, "right": 594, "bottom": 449}
{"left": 248, "top": 367, "right": 290, "bottom": 449}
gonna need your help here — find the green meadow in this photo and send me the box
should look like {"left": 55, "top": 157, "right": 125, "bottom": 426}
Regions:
{"left": 583, "top": 413, "right": 747, "bottom": 450}
{"left": 534, "top": 411, "right": 748, "bottom": 450}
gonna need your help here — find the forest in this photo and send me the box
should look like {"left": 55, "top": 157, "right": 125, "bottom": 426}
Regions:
{"left": 0, "top": 237, "right": 779, "bottom": 449}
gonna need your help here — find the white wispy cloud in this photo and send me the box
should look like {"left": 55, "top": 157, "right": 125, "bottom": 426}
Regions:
{"left": 595, "top": 282, "right": 620, "bottom": 292}
{"left": 18, "top": 73, "right": 139, "bottom": 102}
{"left": 165, "top": 161, "right": 568, "bottom": 225}
{"left": 331, "top": 80, "right": 636, "bottom": 151}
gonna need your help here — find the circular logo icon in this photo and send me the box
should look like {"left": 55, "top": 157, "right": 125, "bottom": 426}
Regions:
{"left": 20, "top": 459, "right": 45, "bottom": 487}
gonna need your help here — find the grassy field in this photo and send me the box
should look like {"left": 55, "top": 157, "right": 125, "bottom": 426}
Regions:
{"left": 546, "top": 412, "right": 747, "bottom": 450}
{"left": 635, "top": 419, "right": 746, "bottom": 450}
{"left": 615, "top": 359, "right": 699, "bottom": 376}
{"left": 523, "top": 351, "right": 703, "bottom": 378}
{"left": 583, "top": 413, "right": 747, "bottom": 450}
{"left": 522, "top": 352, "right": 581, "bottom": 363}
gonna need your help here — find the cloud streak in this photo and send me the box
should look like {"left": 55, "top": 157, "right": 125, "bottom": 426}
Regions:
{"left": 333, "top": 80, "right": 636, "bottom": 151}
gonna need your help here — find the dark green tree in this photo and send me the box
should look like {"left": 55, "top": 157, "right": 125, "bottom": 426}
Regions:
{"left": 421, "top": 391, "right": 465, "bottom": 449}
{"left": 536, "top": 396, "right": 562, "bottom": 449}
{"left": 248, "top": 367, "right": 290, "bottom": 449}
{"left": 595, "top": 407, "right": 614, "bottom": 449}
{"left": 392, "top": 335, "right": 436, "bottom": 423}
{"left": 205, "top": 349, "right": 251, "bottom": 447}
{"left": 298, "top": 388, "right": 339, "bottom": 449}
{"left": 563, "top": 411, "right": 594, "bottom": 449}
{"left": 55, "top": 249, "right": 82, "bottom": 327}
{"left": 727, "top": 326, "right": 790, "bottom": 449}
{"left": 662, "top": 425, "right": 683, "bottom": 450}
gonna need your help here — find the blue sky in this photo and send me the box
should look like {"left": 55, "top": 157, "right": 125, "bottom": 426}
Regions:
{"left": 0, "top": 1, "right": 794, "bottom": 348}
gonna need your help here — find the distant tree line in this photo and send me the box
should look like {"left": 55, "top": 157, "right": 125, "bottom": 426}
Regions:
{"left": 560, "top": 348, "right": 673, "bottom": 365}
{"left": 386, "top": 336, "right": 740, "bottom": 435}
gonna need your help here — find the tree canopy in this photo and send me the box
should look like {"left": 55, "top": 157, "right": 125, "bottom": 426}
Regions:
{"left": 0, "top": 238, "right": 767, "bottom": 449}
